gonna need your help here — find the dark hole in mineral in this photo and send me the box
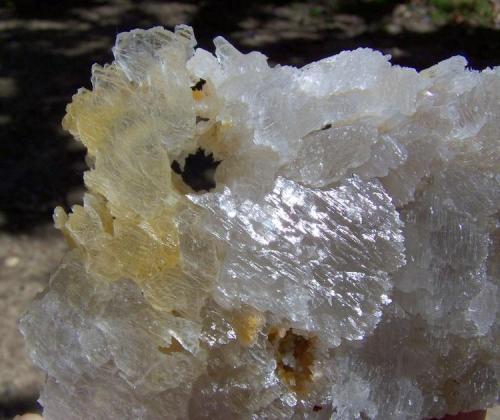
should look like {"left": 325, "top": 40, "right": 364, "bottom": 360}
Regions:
{"left": 313, "top": 405, "right": 323, "bottom": 412}
{"left": 196, "top": 116, "right": 210, "bottom": 124}
{"left": 191, "top": 78, "right": 206, "bottom": 91}
{"left": 171, "top": 148, "right": 221, "bottom": 192}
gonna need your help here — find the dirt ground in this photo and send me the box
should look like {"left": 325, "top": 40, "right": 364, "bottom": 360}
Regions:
{"left": 0, "top": 0, "right": 499, "bottom": 418}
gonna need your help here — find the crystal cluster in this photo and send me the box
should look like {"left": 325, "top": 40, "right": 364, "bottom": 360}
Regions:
{"left": 20, "top": 26, "right": 499, "bottom": 419}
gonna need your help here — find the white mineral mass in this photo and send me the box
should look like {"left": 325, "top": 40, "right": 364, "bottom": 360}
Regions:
{"left": 20, "top": 25, "right": 499, "bottom": 419}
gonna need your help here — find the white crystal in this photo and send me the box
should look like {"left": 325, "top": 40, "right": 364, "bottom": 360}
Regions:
{"left": 20, "top": 25, "right": 499, "bottom": 419}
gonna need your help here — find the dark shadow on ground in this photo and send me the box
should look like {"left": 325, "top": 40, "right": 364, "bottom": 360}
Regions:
{"left": 0, "top": 0, "right": 498, "bottom": 234}
{"left": 0, "top": 394, "right": 41, "bottom": 418}
{"left": 0, "top": 1, "right": 160, "bottom": 232}
{"left": 257, "top": 23, "right": 500, "bottom": 69}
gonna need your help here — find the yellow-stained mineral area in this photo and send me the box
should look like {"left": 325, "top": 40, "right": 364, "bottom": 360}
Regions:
{"left": 230, "top": 307, "right": 266, "bottom": 347}
{"left": 55, "top": 41, "right": 255, "bottom": 338}
{"left": 55, "top": 60, "right": 196, "bottom": 315}
{"left": 268, "top": 327, "right": 316, "bottom": 395}
{"left": 62, "top": 66, "right": 131, "bottom": 158}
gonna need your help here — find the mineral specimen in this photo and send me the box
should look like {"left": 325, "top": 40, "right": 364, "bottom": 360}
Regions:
{"left": 20, "top": 25, "right": 499, "bottom": 419}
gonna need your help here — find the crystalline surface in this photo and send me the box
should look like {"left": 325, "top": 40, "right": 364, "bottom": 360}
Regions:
{"left": 20, "top": 26, "right": 499, "bottom": 419}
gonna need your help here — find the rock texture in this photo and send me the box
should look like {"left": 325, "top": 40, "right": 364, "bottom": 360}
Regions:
{"left": 20, "top": 25, "right": 499, "bottom": 419}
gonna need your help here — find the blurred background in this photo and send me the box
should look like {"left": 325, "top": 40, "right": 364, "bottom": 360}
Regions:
{"left": 0, "top": 0, "right": 499, "bottom": 418}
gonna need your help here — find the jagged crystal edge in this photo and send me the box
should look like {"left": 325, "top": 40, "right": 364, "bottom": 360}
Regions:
{"left": 20, "top": 25, "right": 500, "bottom": 419}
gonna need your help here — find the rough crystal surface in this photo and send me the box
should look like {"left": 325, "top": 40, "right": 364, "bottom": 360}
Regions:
{"left": 20, "top": 25, "right": 499, "bottom": 419}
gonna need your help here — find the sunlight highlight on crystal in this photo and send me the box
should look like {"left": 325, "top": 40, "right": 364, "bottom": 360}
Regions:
{"left": 20, "top": 25, "right": 499, "bottom": 419}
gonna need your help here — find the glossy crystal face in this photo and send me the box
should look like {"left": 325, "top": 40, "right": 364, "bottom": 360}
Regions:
{"left": 20, "top": 25, "right": 499, "bottom": 419}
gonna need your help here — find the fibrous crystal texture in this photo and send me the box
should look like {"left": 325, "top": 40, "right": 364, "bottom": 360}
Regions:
{"left": 21, "top": 25, "right": 499, "bottom": 419}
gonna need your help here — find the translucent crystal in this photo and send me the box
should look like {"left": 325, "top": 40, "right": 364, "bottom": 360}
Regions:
{"left": 20, "top": 25, "right": 499, "bottom": 419}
